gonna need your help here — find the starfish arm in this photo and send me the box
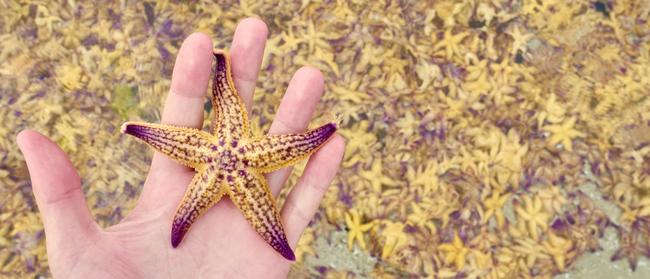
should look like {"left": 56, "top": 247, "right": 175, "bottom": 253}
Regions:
{"left": 227, "top": 169, "right": 295, "bottom": 260}
{"left": 171, "top": 167, "right": 224, "bottom": 247}
{"left": 121, "top": 122, "right": 216, "bottom": 168}
{"left": 245, "top": 122, "right": 337, "bottom": 173}
{"left": 211, "top": 50, "right": 250, "bottom": 138}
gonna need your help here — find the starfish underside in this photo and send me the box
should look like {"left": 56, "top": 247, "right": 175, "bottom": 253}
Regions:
{"left": 121, "top": 49, "right": 337, "bottom": 260}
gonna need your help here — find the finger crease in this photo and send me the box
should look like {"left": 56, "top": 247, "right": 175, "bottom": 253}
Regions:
{"left": 41, "top": 183, "right": 83, "bottom": 206}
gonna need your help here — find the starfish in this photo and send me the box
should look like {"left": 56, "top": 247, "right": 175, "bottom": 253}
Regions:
{"left": 345, "top": 209, "right": 374, "bottom": 250}
{"left": 515, "top": 195, "right": 550, "bottom": 240}
{"left": 482, "top": 190, "right": 510, "bottom": 227}
{"left": 543, "top": 117, "right": 584, "bottom": 152}
{"left": 121, "top": 49, "right": 337, "bottom": 261}
{"left": 438, "top": 231, "right": 469, "bottom": 270}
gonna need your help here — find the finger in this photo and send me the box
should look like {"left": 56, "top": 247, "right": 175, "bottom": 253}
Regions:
{"left": 230, "top": 17, "right": 268, "bottom": 113}
{"left": 151, "top": 32, "right": 213, "bottom": 174}
{"left": 282, "top": 135, "right": 345, "bottom": 246}
{"left": 267, "top": 66, "right": 325, "bottom": 196}
{"left": 16, "top": 130, "right": 100, "bottom": 274}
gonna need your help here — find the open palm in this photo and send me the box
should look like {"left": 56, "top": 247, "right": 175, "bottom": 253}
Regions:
{"left": 16, "top": 18, "right": 345, "bottom": 278}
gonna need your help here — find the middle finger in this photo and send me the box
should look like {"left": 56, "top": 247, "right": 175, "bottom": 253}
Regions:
{"left": 266, "top": 66, "right": 326, "bottom": 196}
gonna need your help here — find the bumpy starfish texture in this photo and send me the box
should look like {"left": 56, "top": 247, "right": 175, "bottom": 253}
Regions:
{"left": 120, "top": 49, "right": 337, "bottom": 261}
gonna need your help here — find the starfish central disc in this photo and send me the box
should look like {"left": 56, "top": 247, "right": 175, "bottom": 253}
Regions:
{"left": 121, "top": 49, "right": 337, "bottom": 261}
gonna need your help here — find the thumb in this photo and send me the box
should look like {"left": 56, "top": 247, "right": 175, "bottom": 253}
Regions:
{"left": 17, "top": 130, "right": 100, "bottom": 274}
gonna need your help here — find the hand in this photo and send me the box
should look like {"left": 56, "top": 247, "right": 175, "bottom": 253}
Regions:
{"left": 17, "top": 18, "right": 345, "bottom": 278}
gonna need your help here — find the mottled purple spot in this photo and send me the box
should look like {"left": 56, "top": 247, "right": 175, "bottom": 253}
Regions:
{"left": 25, "top": 256, "right": 35, "bottom": 272}
{"left": 459, "top": 229, "right": 468, "bottom": 242}
{"left": 566, "top": 213, "right": 576, "bottom": 225}
{"left": 157, "top": 45, "right": 170, "bottom": 61}
{"left": 21, "top": 27, "right": 37, "bottom": 40}
{"left": 231, "top": 140, "right": 238, "bottom": 148}
{"left": 211, "top": 145, "right": 218, "bottom": 151}
{"left": 316, "top": 266, "right": 327, "bottom": 274}
{"left": 161, "top": 19, "right": 172, "bottom": 32}
{"left": 162, "top": 20, "right": 184, "bottom": 38}
{"left": 29, "top": 91, "right": 45, "bottom": 101}
{"left": 591, "top": 161, "right": 601, "bottom": 175}
{"left": 405, "top": 224, "right": 417, "bottom": 233}
{"left": 227, "top": 175, "right": 234, "bottom": 182}
{"left": 551, "top": 218, "right": 567, "bottom": 231}
{"left": 339, "top": 192, "right": 353, "bottom": 206}
{"left": 82, "top": 35, "right": 98, "bottom": 46}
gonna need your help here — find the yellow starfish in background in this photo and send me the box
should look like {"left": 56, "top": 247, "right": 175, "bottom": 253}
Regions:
{"left": 122, "top": 50, "right": 337, "bottom": 261}
{"left": 515, "top": 195, "right": 550, "bottom": 240}
{"left": 358, "top": 159, "right": 398, "bottom": 193}
{"left": 345, "top": 209, "right": 374, "bottom": 250}
{"left": 513, "top": 236, "right": 550, "bottom": 270}
{"left": 638, "top": 197, "right": 650, "bottom": 218}
{"left": 507, "top": 26, "right": 534, "bottom": 55}
{"left": 543, "top": 117, "right": 584, "bottom": 152}
{"left": 380, "top": 221, "right": 408, "bottom": 259}
{"left": 406, "top": 161, "right": 440, "bottom": 193}
{"left": 295, "top": 228, "right": 316, "bottom": 262}
{"left": 434, "top": 28, "right": 468, "bottom": 59}
{"left": 439, "top": 231, "right": 469, "bottom": 270}
{"left": 471, "top": 250, "right": 493, "bottom": 271}
{"left": 543, "top": 232, "right": 573, "bottom": 271}
{"left": 482, "top": 191, "right": 511, "bottom": 227}
{"left": 536, "top": 185, "right": 566, "bottom": 214}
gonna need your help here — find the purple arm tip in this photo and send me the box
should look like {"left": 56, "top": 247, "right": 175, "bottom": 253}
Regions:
{"left": 170, "top": 220, "right": 188, "bottom": 248}
{"left": 282, "top": 248, "right": 296, "bottom": 261}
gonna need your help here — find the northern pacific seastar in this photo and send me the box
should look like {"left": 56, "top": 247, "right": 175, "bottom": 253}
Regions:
{"left": 121, "top": 49, "right": 337, "bottom": 260}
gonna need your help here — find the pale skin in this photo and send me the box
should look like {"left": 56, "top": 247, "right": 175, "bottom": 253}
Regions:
{"left": 16, "top": 18, "right": 345, "bottom": 278}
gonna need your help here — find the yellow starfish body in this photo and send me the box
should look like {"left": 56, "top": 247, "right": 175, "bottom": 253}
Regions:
{"left": 515, "top": 195, "right": 549, "bottom": 240}
{"left": 543, "top": 232, "right": 573, "bottom": 272}
{"left": 482, "top": 191, "right": 510, "bottom": 227}
{"left": 121, "top": 50, "right": 337, "bottom": 260}
{"left": 345, "top": 209, "right": 373, "bottom": 250}
{"left": 438, "top": 232, "right": 469, "bottom": 270}
{"left": 543, "top": 117, "right": 584, "bottom": 151}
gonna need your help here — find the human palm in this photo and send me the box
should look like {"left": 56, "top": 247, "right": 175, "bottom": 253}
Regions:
{"left": 17, "top": 18, "right": 344, "bottom": 278}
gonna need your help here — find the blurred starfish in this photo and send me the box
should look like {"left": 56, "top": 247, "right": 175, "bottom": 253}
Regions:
{"left": 543, "top": 232, "right": 573, "bottom": 271}
{"left": 543, "top": 117, "right": 584, "bottom": 152}
{"left": 434, "top": 29, "right": 468, "bottom": 59}
{"left": 121, "top": 50, "right": 337, "bottom": 261}
{"left": 515, "top": 195, "right": 550, "bottom": 240}
{"left": 345, "top": 209, "right": 374, "bottom": 250}
{"left": 438, "top": 231, "right": 469, "bottom": 270}
{"left": 482, "top": 190, "right": 511, "bottom": 227}
{"left": 611, "top": 227, "right": 649, "bottom": 271}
